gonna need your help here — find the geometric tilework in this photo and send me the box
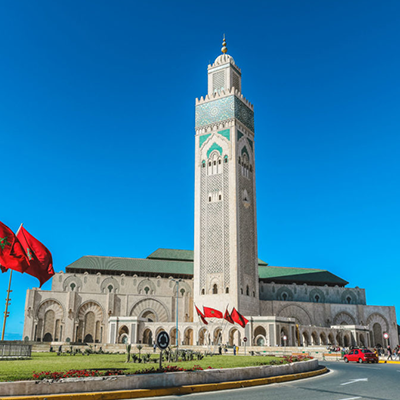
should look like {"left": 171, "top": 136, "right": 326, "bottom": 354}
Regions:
{"left": 217, "top": 129, "right": 230, "bottom": 141}
{"left": 237, "top": 130, "right": 244, "bottom": 141}
{"left": 199, "top": 134, "right": 211, "bottom": 148}
{"left": 196, "top": 95, "right": 254, "bottom": 132}
{"left": 247, "top": 138, "right": 253, "bottom": 150}
{"left": 207, "top": 142, "right": 223, "bottom": 158}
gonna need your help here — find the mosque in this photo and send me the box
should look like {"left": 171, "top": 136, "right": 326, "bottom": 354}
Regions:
{"left": 23, "top": 39, "right": 398, "bottom": 350}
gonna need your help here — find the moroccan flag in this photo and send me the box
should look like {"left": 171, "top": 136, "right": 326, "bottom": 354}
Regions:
{"left": 0, "top": 222, "right": 29, "bottom": 273}
{"left": 224, "top": 308, "right": 234, "bottom": 324}
{"left": 231, "top": 307, "right": 249, "bottom": 328}
{"left": 17, "top": 227, "right": 54, "bottom": 287}
{"left": 203, "top": 306, "right": 223, "bottom": 319}
{"left": 195, "top": 305, "right": 208, "bottom": 325}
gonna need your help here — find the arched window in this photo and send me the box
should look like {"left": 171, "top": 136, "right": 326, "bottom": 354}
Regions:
{"left": 225, "top": 287, "right": 229, "bottom": 294}
{"left": 70, "top": 283, "right": 76, "bottom": 291}
{"left": 202, "top": 160, "right": 206, "bottom": 168}
{"left": 246, "top": 285, "right": 249, "bottom": 296}
{"left": 180, "top": 288, "right": 185, "bottom": 296}
{"left": 201, "top": 288, "right": 205, "bottom": 295}
{"left": 224, "top": 155, "right": 228, "bottom": 163}
{"left": 107, "top": 285, "right": 113, "bottom": 293}
{"left": 144, "top": 286, "right": 150, "bottom": 295}
{"left": 346, "top": 296, "right": 351, "bottom": 304}
{"left": 212, "top": 284, "right": 218, "bottom": 294}
{"left": 282, "top": 292, "right": 288, "bottom": 301}
{"left": 315, "top": 294, "right": 320, "bottom": 303}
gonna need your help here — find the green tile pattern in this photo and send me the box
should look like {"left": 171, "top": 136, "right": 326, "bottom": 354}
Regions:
{"left": 217, "top": 129, "right": 230, "bottom": 141}
{"left": 207, "top": 142, "right": 223, "bottom": 158}
{"left": 199, "top": 134, "right": 211, "bottom": 148}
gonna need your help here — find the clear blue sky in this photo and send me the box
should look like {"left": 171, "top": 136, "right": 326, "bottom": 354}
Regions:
{"left": 1, "top": 0, "right": 399, "bottom": 339}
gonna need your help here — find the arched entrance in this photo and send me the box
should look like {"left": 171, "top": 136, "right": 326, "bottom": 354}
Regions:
{"left": 198, "top": 328, "right": 208, "bottom": 345}
{"left": 320, "top": 332, "right": 327, "bottom": 345}
{"left": 43, "top": 332, "right": 53, "bottom": 342}
{"left": 84, "top": 334, "right": 93, "bottom": 343}
{"left": 302, "top": 331, "right": 310, "bottom": 346}
{"left": 143, "top": 328, "right": 152, "bottom": 345}
{"left": 344, "top": 334, "right": 350, "bottom": 347}
{"left": 118, "top": 325, "right": 129, "bottom": 344}
{"left": 184, "top": 328, "right": 193, "bottom": 345}
{"left": 359, "top": 333, "right": 365, "bottom": 347}
{"left": 141, "top": 310, "right": 156, "bottom": 322}
{"left": 280, "top": 327, "right": 289, "bottom": 346}
{"left": 328, "top": 333, "right": 334, "bottom": 345}
{"left": 311, "top": 331, "right": 319, "bottom": 346}
{"left": 229, "top": 328, "right": 241, "bottom": 346}
{"left": 336, "top": 333, "right": 343, "bottom": 346}
{"left": 372, "top": 323, "right": 383, "bottom": 347}
{"left": 170, "top": 328, "right": 181, "bottom": 346}
{"left": 213, "top": 327, "right": 222, "bottom": 345}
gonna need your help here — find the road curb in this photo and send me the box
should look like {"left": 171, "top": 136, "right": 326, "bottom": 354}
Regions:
{"left": 0, "top": 367, "right": 328, "bottom": 400}
{"left": 378, "top": 360, "right": 400, "bottom": 364}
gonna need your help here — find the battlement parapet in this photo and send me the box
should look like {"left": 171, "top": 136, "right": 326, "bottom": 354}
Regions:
{"left": 195, "top": 87, "right": 253, "bottom": 110}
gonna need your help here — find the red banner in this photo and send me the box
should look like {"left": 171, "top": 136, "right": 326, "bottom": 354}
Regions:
{"left": 203, "top": 306, "right": 223, "bottom": 319}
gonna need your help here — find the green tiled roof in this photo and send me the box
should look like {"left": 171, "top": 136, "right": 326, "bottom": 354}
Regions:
{"left": 147, "top": 248, "right": 268, "bottom": 266}
{"left": 147, "top": 248, "right": 194, "bottom": 262}
{"left": 65, "top": 248, "right": 347, "bottom": 286}
{"left": 258, "top": 265, "right": 348, "bottom": 285}
{"left": 66, "top": 256, "right": 194, "bottom": 276}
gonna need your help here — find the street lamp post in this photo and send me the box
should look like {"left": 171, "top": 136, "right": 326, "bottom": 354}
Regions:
{"left": 170, "top": 278, "right": 183, "bottom": 355}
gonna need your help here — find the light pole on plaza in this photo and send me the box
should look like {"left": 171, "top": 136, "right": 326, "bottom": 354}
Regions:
{"left": 170, "top": 278, "right": 183, "bottom": 351}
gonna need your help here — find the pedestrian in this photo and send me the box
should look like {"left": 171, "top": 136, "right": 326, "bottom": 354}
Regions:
{"left": 233, "top": 344, "right": 236, "bottom": 355}
{"left": 153, "top": 342, "right": 156, "bottom": 353}
{"left": 219, "top": 345, "right": 222, "bottom": 355}
{"left": 387, "top": 345, "right": 393, "bottom": 361}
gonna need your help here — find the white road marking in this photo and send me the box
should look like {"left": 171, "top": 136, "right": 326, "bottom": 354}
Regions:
{"left": 356, "top": 366, "right": 381, "bottom": 370}
{"left": 340, "top": 378, "right": 368, "bottom": 385}
{"left": 338, "top": 397, "right": 361, "bottom": 400}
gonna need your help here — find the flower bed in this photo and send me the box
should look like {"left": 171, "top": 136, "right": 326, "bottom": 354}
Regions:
{"left": 33, "top": 369, "right": 124, "bottom": 380}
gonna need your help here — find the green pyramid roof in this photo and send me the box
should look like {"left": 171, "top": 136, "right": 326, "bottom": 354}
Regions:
{"left": 65, "top": 248, "right": 347, "bottom": 286}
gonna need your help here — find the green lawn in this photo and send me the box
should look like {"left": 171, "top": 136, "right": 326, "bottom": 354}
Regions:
{"left": 0, "top": 353, "right": 280, "bottom": 382}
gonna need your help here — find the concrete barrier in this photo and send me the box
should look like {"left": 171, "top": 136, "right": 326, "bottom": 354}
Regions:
{"left": 0, "top": 359, "right": 319, "bottom": 397}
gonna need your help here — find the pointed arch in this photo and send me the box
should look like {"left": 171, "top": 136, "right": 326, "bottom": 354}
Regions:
{"left": 333, "top": 311, "right": 356, "bottom": 326}
{"left": 130, "top": 298, "right": 169, "bottom": 322}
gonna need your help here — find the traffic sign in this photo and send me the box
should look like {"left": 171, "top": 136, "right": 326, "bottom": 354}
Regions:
{"left": 157, "top": 331, "right": 170, "bottom": 350}
{"left": 243, "top": 337, "right": 247, "bottom": 342}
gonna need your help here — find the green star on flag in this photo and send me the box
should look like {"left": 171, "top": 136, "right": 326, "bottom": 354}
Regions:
{"left": 27, "top": 248, "right": 34, "bottom": 260}
{"left": 0, "top": 236, "right": 11, "bottom": 250}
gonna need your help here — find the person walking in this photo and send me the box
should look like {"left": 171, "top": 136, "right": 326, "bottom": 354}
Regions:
{"left": 387, "top": 345, "right": 393, "bottom": 361}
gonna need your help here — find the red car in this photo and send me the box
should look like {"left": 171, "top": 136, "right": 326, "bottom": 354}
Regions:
{"left": 344, "top": 348, "right": 378, "bottom": 363}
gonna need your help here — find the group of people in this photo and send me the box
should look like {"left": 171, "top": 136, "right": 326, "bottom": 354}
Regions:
{"left": 385, "top": 345, "right": 400, "bottom": 360}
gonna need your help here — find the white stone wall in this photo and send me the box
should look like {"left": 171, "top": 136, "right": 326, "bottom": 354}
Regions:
{"left": 259, "top": 282, "right": 366, "bottom": 305}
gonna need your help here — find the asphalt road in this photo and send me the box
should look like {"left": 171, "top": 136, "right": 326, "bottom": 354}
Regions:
{"left": 134, "top": 361, "right": 400, "bottom": 400}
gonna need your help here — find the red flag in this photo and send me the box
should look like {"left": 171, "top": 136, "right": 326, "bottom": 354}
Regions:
{"left": 203, "top": 306, "right": 223, "bottom": 319}
{"left": 195, "top": 305, "right": 208, "bottom": 325}
{"left": 224, "top": 308, "right": 234, "bottom": 324}
{"left": 0, "top": 222, "right": 29, "bottom": 273}
{"left": 231, "top": 307, "right": 249, "bottom": 328}
{"left": 17, "top": 227, "right": 54, "bottom": 287}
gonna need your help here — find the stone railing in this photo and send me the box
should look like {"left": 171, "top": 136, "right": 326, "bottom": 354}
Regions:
{"left": 0, "top": 341, "right": 32, "bottom": 359}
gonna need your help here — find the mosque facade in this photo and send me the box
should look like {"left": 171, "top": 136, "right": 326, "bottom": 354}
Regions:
{"left": 23, "top": 40, "right": 398, "bottom": 350}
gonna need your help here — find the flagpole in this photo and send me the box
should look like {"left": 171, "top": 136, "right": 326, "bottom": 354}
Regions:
{"left": 1, "top": 223, "right": 23, "bottom": 341}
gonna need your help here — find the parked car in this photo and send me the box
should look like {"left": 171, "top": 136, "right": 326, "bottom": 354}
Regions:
{"left": 344, "top": 348, "right": 378, "bottom": 363}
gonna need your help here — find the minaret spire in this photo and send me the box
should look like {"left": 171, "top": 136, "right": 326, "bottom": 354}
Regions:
{"left": 221, "top": 35, "right": 227, "bottom": 54}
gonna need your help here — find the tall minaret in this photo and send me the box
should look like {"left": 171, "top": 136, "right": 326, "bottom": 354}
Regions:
{"left": 194, "top": 38, "right": 259, "bottom": 316}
